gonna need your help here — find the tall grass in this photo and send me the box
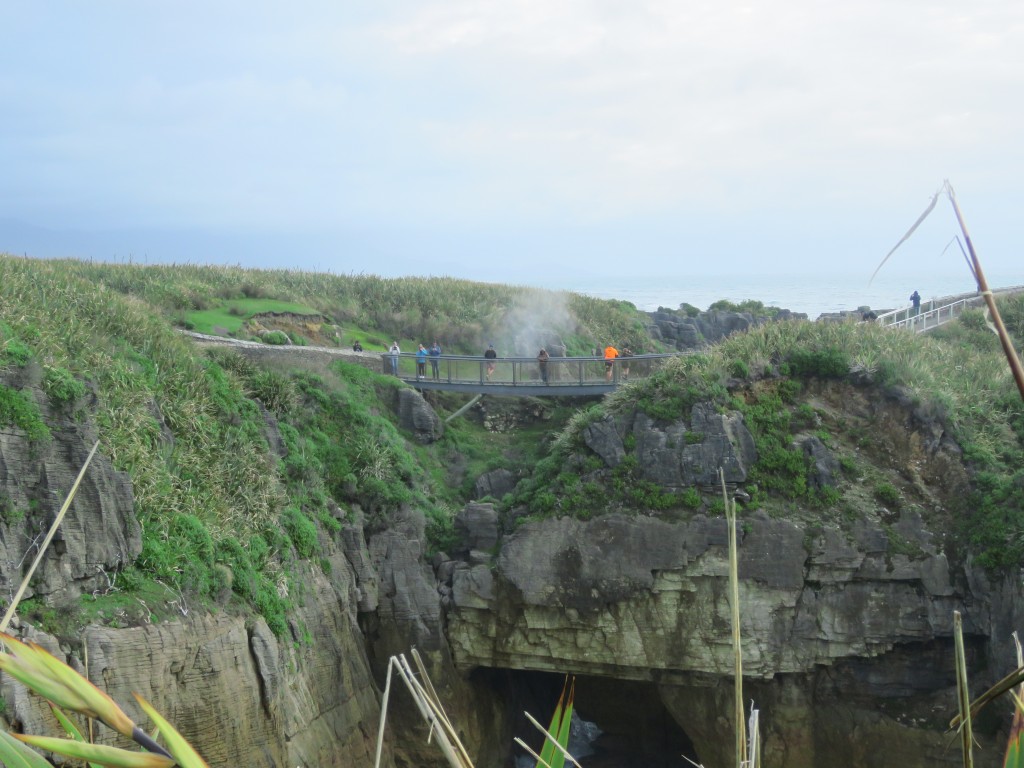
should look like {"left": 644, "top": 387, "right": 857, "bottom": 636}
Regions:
{"left": 11, "top": 257, "right": 651, "bottom": 357}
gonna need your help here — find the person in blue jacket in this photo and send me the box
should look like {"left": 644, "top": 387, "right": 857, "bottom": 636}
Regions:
{"left": 415, "top": 344, "right": 427, "bottom": 378}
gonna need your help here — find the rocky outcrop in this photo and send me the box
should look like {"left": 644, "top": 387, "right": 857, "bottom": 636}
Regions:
{"left": 443, "top": 505, "right": 1007, "bottom": 766}
{"left": 581, "top": 402, "right": 758, "bottom": 487}
{"left": 647, "top": 307, "right": 807, "bottom": 352}
{"left": 0, "top": 546, "right": 390, "bottom": 767}
{"left": 0, "top": 375, "right": 140, "bottom": 604}
{"left": 472, "top": 468, "right": 517, "bottom": 501}
{"left": 397, "top": 389, "right": 443, "bottom": 443}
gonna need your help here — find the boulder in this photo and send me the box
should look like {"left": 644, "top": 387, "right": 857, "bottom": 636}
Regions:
{"left": 397, "top": 388, "right": 443, "bottom": 443}
{"left": 472, "top": 468, "right": 516, "bottom": 501}
{"left": 798, "top": 434, "right": 840, "bottom": 488}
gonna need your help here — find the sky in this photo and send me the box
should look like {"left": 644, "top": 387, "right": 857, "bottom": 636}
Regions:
{"left": 2, "top": 2, "right": 1023, "bottom": 292}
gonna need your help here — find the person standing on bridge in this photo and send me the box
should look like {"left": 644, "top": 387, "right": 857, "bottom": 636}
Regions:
{"left": 416, "top": 344, "right": 427, "bottom": 379}
{"left": 604, "top": 344, "right": 619, "bottom": 382}
{"left": 484, "top": 343, "right": 497, "bottom": 380}
{"left": 620, "top": 345, "right": 633, "bottom": 379}
{"left": 537, "top": 348, "right": 550, "bottom": 384}
{"left": 388, "top": 341, "right": 400, "bottom": 375}
{"left": 429, "top": 341, "right": 442, "bottom": 380}
{"left": 910, "top": 290, "right": 921, "bottom": 316}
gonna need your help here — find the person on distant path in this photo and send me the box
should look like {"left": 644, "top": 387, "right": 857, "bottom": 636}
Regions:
{"left": 604, "top": 344, "right": 619, "bottom": 382}
{"left": 429, "top": 341, "right": 442, "bottom": 380}
{"left": 388, "top": 341, "right": 400, "bottom": 375}
{"left": 416, "top": 344, "right": 427, "bottom": 379}
{"left": 620, "top": 345, "right": 634, "bottom": 379}
{"left": 910, "top": 290, "right": 921, "bottom": 316}
{"left": 537, "top": 348, "right": 550, "bottom": 384}
{"left": 352, "top": 340, "right": 363, "bottom": 352}
{"left": 484, "top": 344, "right": 497, "bottom": 380}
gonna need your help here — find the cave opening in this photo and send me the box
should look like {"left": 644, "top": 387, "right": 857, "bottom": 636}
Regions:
{"left": 479, "top": 669, "right": 700, "bottom": 768}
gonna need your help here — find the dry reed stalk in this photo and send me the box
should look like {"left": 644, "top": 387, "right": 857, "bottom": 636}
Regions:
{"left": 0, "top": 440, "right": 99, "bottom": 634}
{"left": 954, "top": 611, "right": 975, "bottom": 768}
{"left": 373, "top": 652, "right": 473, "bottom": 768}
{"left": 722, "top": 468, "right": 747, "bottom": 768}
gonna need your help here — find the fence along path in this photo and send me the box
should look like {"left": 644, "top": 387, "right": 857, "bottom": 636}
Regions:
{"left": 379, "top": 352, "right": 678, "bottom": 396}
{"left": 875, "top": 285, "right": 1024, "bottom": 334}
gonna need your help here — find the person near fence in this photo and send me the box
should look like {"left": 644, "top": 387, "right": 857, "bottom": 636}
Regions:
{"left": 537, "top": 348, "right": 550, "bottom": 383}
{"left": 603, "top": 344, "right": 619, "bottom": 382}
{"left": 620, "top": 345, "right": 634, "bottom": 379}
{"left": 484, "top": 344, "right": 497, "bottom": 380}
{"left": 429, "top": 341, "right": 442, "bottom": 379}
{"left": 910, "top": 290, "right": 921, "bottom": 316}
{"left": 388, "top": 341, "right": 400, "bottom": 375}
{"left": 416, "top": 344, "right": 427, "bottom": 378}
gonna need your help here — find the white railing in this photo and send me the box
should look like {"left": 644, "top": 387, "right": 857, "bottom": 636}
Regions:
{"left": 875, "top": 296, "right": 977, "bottom": 333}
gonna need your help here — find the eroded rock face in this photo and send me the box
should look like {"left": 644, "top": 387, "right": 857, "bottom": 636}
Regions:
{"left": 582, "top": 403, "right": 758, "bottom": 486}
{"left": 444, "top": 504, "right": 1013, "bottom": 767}
{"left": 647, "top": 308, "right": 808, "bottom": 352}
{"left": 397, "top": 388, "right": 443, "bottom": 443}
{"left": 0, "top": 380, "right": 140, "bottom": 603}
{"left": 0, "top": 552, "right": 389, "bottom": 768}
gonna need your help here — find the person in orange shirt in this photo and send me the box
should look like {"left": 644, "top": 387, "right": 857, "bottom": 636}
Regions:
{"left": 603, "top": 344, "right": 619, "bottom": 381}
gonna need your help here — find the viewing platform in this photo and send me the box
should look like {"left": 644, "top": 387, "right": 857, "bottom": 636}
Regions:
{"left": 875, "top": 284, "right": 1024, "bottom": 333}
{"left": 379, "top": 353, "right": 677, "bottom": 396}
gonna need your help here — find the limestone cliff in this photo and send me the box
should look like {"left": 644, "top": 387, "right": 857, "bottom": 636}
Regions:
{"left": 2, "top": 359, "right": 1023, "bottom": 768}
{"left": 440, "top": 383, "right": 1024, "bottom": 768}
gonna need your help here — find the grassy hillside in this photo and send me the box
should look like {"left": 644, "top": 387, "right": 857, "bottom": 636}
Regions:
{"left": 510, "top": 299, "right": 1024, "bottom": 568}
{"left": 0, "top": 255, "right": 571, "bottom": 633}
{"left": 3, "top": 253, "right": 1023, "bottom": 637}
{"left": 16, "top": 258, "right": 656, "bottom": 356}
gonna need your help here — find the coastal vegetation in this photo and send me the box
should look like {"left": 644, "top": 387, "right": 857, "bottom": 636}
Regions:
{"left": 1, "top": 251, "right": 1023, "bottom": 636}
{"left": 511, "top": 296, "right": 1024, "bottom": 569}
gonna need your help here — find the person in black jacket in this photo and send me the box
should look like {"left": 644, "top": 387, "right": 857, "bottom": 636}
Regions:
{"left": 484, "top": 344, "right": 497, "bottom": 380}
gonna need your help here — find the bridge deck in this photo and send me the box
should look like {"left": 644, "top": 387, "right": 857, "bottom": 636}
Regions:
{"left": 403, "top": 379, "right": 616, "bottom": 396}
{"left": 382, "top": 354, "right": 672, "bottom": 396}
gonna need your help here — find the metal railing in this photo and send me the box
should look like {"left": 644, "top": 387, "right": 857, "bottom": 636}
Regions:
{"left": 378, "top": 352, "right": 675, "bottom": 388}
{"left": 875, "top": 296, "right": 978, "bottom": 333}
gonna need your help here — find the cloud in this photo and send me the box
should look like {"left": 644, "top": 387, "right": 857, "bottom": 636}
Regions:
{"left": 2, "top": 1, "right": 1024, "bottom": 278}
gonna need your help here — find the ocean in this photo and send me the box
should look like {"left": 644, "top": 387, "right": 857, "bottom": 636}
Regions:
{"left": 561, "top": 269, "right": 1024, "bottom": 320}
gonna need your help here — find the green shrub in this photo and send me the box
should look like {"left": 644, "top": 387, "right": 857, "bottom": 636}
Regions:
{"left": 730, "top": 359, "right": 750, "bottom": 379}
{"left": 1, "top": 338, "right": 32, "bottom": 367}
{"left": 839, "top": 456, "right": 861, "bottom": 478}
{"left": 43, "top": 366, "right": 86, "bottom": 407}
{"left": 787, "top": 348, "right": 849, "bottom": 379}
{"left": 874, "top": 482, "right": 901, "bottom": 508}
{"left": 680, "top": 487, "right": 702, "bottom": 509}
{"left": 0, "top": 385, "right": 51, "bottom": 443}
{"left": 261, "top": 330, "right": 290, "bottom": 345}
{"left": 811, "top": 485, "right": 842, "bottom": 508}
{"left": 284, "top": 507, "right": 319, "bottom": 558}
{"left": 250, "top": 370, "right": 298, "bottom": 413}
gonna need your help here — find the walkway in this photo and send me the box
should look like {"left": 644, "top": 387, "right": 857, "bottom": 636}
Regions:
{"left": 379, "top": 353, "right": 676, "bottom": 396}
{"left": 875, "top": 285, "right": 1024, "bottom": 333}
